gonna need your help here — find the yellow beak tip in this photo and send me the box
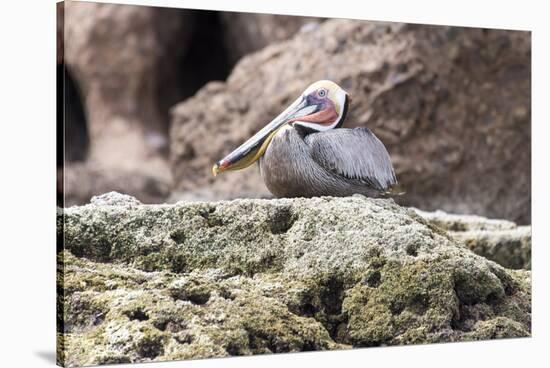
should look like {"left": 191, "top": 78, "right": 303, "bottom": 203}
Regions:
{"left": 212, "top": 164, "right": 219, "bottom": 177}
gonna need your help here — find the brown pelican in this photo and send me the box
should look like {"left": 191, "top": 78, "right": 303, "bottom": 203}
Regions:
{"left": 212, "top": 80, "right": 397, "bottom": 198}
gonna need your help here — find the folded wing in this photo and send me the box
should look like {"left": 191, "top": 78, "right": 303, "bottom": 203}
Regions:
{"left": 305, "top": 128, "right": 397, "bottom": 191}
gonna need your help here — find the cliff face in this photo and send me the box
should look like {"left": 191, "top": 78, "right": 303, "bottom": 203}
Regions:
{"left": 57, "top": 192, "right": 531, "bottom": 367}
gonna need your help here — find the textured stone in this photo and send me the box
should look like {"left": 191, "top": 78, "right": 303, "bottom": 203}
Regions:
{"left": 220, "top": 12, "right": 322, "bottom": 63}
{"left": 415, "top": 209, "right": 531, "bottom": 269}
{"left": 170, "top": 19, "right": 531, "bottom": 224}
{"left": 57, "top": 193, "right": 531, "bottom": 366}
{"left": 61, "top": 1, "right": 193, "bottom": 205}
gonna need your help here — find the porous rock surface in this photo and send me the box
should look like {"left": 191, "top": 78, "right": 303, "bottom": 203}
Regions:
{"left": 415, "top": 209, "right": 531, "bottom": 270}
{"left": 170, "top": 19, "right": 531, "bottom": 224}
{"left": 57, "top": 192, "right": 531, "bottom": 366}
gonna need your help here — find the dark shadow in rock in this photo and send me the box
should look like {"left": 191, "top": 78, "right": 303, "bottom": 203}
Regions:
{"left": 267, "top": 206, "right": 297, "bottom": 234}
{"left": 125, "top": 308, "right": 150, "bottom": 322}
{"left": 165, "top": 10, "right": 233, "bottom": 105}
{"left": 57, "top": 64, "right": 89, "bottom": 166}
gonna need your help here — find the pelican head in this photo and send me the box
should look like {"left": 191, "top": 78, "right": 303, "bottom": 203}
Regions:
{"left": 212, "top": 80, "right": 350, "bottom": 176}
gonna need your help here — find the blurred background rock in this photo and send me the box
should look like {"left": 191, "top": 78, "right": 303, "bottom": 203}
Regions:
{"left": 57, "top": 2, "right": 531, "bottom": 224}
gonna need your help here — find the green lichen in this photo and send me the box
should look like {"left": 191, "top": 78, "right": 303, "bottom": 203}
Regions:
{"left": 57, "top": 193, "right": 531, "bottom": 367}
{"left": 415, "top": 208, "right": 531, "bottom": 269}
{"left": 58, "top": 251, "right": 343, "bottom": 367}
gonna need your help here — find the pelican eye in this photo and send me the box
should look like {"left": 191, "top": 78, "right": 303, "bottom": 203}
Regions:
{"left": 318, "top": 89, "right": 327, "bottom": 98}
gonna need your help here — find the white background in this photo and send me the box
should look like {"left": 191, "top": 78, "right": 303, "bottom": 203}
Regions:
{"left": 0, "top": 0, "right": 547, "bottom": 367}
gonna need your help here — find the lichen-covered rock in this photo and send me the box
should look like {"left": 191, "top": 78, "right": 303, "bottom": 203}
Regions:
{"left": 415, "top": 209, "right": 531, "bottom": 269}
{"left": 89, "top": 192, "right": 143, "bottom": 207}
{"left": 57, "top": 252, "right": 343, "bottom": 367}
{"left": 57, "top": 194, "right": 531, "bottom": 366}
{"left": 170, "top": 19, "right": 531, "bottom": 224}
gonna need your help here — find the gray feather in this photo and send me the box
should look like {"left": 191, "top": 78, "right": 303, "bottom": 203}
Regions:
{"left": 304, "top": 128, "right": 397, "bottom": 191}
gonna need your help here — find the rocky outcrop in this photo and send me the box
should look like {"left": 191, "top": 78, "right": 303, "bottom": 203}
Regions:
{"left": 57, "top": 193, "right": 531, "bottom": 367}
{"left": 60, "top": 2, "right": 193, "bottom": 205}
{"left": 415, "top": 209, "right": 531, "bottom": 270}
{"left": 170, "top": 19, "right": 531, "bottom": 224}
{"left": 63, "top": 2, "right": 191, "bottom": 154}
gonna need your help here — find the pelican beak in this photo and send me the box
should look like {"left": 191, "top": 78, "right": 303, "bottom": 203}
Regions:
{"left": 212, "top": 95, "right": 318, "bottom": 176}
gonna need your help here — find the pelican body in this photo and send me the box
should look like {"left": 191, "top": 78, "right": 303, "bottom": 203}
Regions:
{"left": 212, "top": 80, "right": 397, "bottom": 198}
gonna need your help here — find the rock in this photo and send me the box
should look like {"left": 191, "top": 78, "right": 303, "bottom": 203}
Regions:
{"left": 61, "top": 2, "right": 193, "bottom": 205}
{"left": 63, "top": 2, "right": 191, "bottom": 153}
{"left": 454, "top": 227, "right": 531, "bottom": 270}
{"left": 220, "top": 13, "right": 323, "bottom": 63}
{"left": 90, "top": 192, "right": 142, "bottom": 207}
{"left": 415, "top": 209, "right": 531, "bottom": 270}
{"left": 62, "top": 163, "right": 171, "bottom": 207}
{"left": 413, "top": 209, "right": 518, "bottom": 232}
{"left": 57, "top": 194, "right": 531, "bottom": 366}
{"left": 170, "top": 19, "right": 531, "bottom": 224}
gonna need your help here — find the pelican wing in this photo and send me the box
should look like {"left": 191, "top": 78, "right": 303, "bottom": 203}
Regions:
{"left": 305, "top": 128, "right": 397, "bottom": 191}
